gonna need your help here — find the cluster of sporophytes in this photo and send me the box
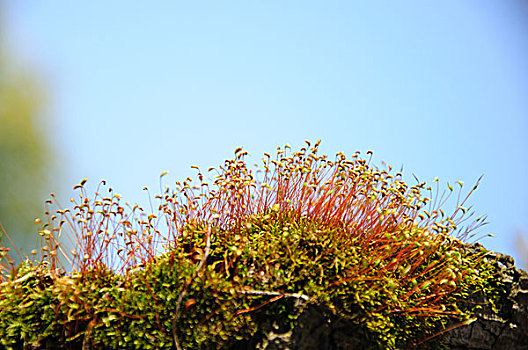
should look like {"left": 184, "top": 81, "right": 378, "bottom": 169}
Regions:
{"left": 0, "top": 141, "right": 502, "bottom": 349}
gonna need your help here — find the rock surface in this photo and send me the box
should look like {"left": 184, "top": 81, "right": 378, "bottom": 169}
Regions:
{"left": 440, "top": 244, "right": 528, "bottom": 350}
{"left": 231, "top": 244, "right": 528, "bottom": 349}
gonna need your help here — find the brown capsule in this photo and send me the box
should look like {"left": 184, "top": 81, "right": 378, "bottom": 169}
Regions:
{"left": 185, "top": 299, "right": 196, "bottom": 308}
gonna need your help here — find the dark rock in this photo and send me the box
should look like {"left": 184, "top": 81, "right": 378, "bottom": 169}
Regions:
{"left": 435, "top": 247, "right": 528, "bottom": 350}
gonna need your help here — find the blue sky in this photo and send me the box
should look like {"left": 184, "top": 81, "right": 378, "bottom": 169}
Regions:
{"left": 3, "top": 2, "right": 528, "bottom": 267}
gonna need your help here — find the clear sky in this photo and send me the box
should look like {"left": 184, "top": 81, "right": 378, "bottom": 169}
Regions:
{"left": 3, "top": 2, "right": 528, "bottom": 267}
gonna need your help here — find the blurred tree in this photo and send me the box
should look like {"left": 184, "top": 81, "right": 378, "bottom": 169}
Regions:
{"left": 0, "top": 11, "right": 54, "bottom": 258}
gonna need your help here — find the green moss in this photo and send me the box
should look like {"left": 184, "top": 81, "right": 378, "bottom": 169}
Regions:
{"left": 0, "top": 142, "right": 504, "bottom": 349}
{"left": 0, "top": 213, "right": 503, "bottom": 349}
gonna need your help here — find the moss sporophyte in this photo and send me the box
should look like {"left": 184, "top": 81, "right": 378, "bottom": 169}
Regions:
{"left": 0, "top": 141, "right": 502, "bottom": 349}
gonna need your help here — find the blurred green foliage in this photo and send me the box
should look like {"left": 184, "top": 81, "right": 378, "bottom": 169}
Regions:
{"left": 0, "top": 19, "right": 54, "bottom": 255}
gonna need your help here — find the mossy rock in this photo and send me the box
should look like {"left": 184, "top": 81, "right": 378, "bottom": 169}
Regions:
{"left": 0, "top": 142, "right": 512, "bottom": 349}
{"left": 0, "top": 213, "right": 503, "bottom": 349}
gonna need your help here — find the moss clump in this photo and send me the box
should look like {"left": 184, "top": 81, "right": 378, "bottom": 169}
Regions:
{"left": 0, "top": 141, "right": 501, "bottom": 349}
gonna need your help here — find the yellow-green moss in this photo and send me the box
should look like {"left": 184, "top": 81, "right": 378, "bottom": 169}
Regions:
{"left": 0, "top": 211, "right": 502, "bottom": 349}
{"left": 0, "top": 142, "right": 503, "bottom": 349}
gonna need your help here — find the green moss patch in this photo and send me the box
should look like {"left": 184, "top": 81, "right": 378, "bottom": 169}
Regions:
{"left": 0, "top": 141, "right": 502, "bottom": 349}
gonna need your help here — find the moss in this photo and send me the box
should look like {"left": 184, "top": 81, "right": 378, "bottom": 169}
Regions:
{"left": 0, "top": 216, "right": 503, "bottom": 349}
{"left": 0, "top": 141, "right": 503, "bottom": 349}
